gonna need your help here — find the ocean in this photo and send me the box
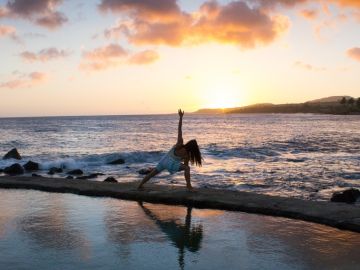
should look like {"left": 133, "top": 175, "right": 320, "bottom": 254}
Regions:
{"left": 1, "top": 113, "right": 359, "bottom": 201}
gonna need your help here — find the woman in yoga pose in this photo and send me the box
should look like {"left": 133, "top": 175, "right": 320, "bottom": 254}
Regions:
{"left": 138, "top": 109, "right": 202, "bottom": 191}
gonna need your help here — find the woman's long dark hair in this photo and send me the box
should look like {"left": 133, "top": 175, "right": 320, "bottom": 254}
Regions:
{"left": 184, "top": 139, "right": 203, "bottom": 167}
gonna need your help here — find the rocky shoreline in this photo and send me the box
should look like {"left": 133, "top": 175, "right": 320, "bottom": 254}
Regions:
{"left": 0, "top": 176, "right": 359, "bottom": 233}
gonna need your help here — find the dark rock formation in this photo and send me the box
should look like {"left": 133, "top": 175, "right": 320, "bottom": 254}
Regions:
{"left": 48, "top": 167, "right": 63, "bottom": 175}
{"left": 138, "top": 167, "right": 154, "bottom": 175}
{"left": 4, "top": 163, "right": 24, "bottom": 175}
{"left": 76, "top": 173, "right": 100, "bottom": 180}
{"left": 66, "top": 176, "right": 74, "bottom": 179}
{"left": 32, "top": 173, "right": 42, "bottom": 177}
{"left": 3, "top": 148, "right": 22, "bottom": 160}
{"left": 108, "top": 158, "right": 125, "bottom": 165}
{"left": 67, "top": 169, "right": 83, "bottom": 175}
{"left": 103, "top": 177, "right": 118, "bottom": 183}
{"left": 24, "top": 161, "right": 40, "bottom": 171}
{"left": 331, "top": 188, "right": 360, "bottom": 204}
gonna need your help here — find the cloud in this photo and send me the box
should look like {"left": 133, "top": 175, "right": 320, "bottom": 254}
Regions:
{"left": 128, "top": 50, "right": 159, "bottom": 64}
{"left": 257, "top": 0, "right": 309, "bottom": 9}
{"left": 190, "top": 1, "right": 289, "bottom": 48}
{"left": 300, "top": 9, "right": 318, "bottom": 20}
{"left": 101, "top": 0, "right": 290, "bottom": 49}
{"left": 104, "top": 22, "right": 129, "bottom": 40}
{"left": 80, "top": 44, "right": 160, "bottom": 71}
{"left": 258, "top": 0, "right": 360, "bottom": 9}
{"left": 20, "top": 47, "right": 70, "bottom": 62}
{"left": 0, "top": 0, "right": 67, "bottom": 29}
{"left": 98, "top": 0, "right": 181, "bottom": 20}
{"left": 0, "top": 24, "right": 20, "bottom": 42}
{"left": 332, "top": 0, "right": 360, "bottom": 8}
{"left": 294, "top": 61, "right": 326, "bottom": 71}
{"left": 0, "top": 24, "right": 16, "bottom": 37}
{"left": 347, "top": 47, "right": 360, "bottom": 62}
{"left": 0, "top": 71, "right": 47, "bottom": 89}
{"left": 0, "top": 7, "right": 8, "bottom": 17}
{"left": 35, "top": 11, "right": 67, "bottom": 29}
{"left": 80, "top": 44, "right": 129, "bottom": 70}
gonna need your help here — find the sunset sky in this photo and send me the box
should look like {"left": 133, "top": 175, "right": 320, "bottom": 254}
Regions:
{"left": 0, "top": 0, "right": 360, "bottom": 117}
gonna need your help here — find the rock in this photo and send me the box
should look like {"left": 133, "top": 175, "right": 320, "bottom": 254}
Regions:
{"left": 0, "top": 168, "right": 3, "bottom": 173}
{"left": 3, "top": 148, "right": 22, "bottom": 160}
{"left": 4, "top": 163, "right": 24, "bottom": 175}
{"left": 66, "top": 175, "right": 74, "bottom": 179}
{"left": 138, "top": 167, "right": 154, "bottom": 175}
{"left": 331, "top": 188, "right": 360, "bottom": 204}
{"left": 103, "top": 177, "right": 118, "bottom": 183}
{"left": 24, "top": 161, "right": 40, "bottom": 171}
{"left": 77, "top": 175, "right": 89, "bottom": 180}
{"left": 48, "top": 167, "right": 63, "bottom": 175}
{"left": 87, "top": 173, "right": 100, "bottom": 179}
{"left": 108, "top": 158, "right": 125, "bottom": 165}
{"left": 76, "top": 173, "right": 104, "bottom": 180}
{"left": 32, "top": 173, "right": 42, "bottom": 177}
{"left": 76, "top": 173, "right": 101, "bottom": 180}
{"left": 67, "top": 169, "right": 83, "bottom": 175}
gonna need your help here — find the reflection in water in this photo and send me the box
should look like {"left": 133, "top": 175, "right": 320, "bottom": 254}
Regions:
{"left": 103, "top": 199, "right": 161, "bottom": 261}
{"left": 138, "top": 202, "right": 203, "bottom": 270}
{"left": 17, "top": 194, "right": 91, "bottom": 260}
{"left": 231, "top": 214, "right": 360, "bottom": 269}
{"left": 1, "top": 190, "right": 360, "bottom": 270}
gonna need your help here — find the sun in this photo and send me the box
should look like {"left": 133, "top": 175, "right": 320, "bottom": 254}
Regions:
{"left": 204, "top": 89, "right": 240, "bottom": 109}
{"left": 201, "top": 79, "right": 246, "bottom": 109}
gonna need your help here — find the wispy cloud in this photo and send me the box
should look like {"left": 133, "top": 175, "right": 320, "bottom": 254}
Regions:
{"left": 300, "top": 9, "right": 318, "bottom": 20}
{"left": 294, "top": 61, "right": 327, "bottom": 71}
{"left": 0, "top": 24, "right": 16, "bottom": 37}
{"left": 20, "top": 47, "right": 70, "bottom": 62}
{"left": 0, "top": 24, "right": 21, "bottom": 42}
{"left": 80, "top": 44, "right": 160, "bottom": 71}
{"left": 0, "top": 71, "right": 47, "bottom": 89}
{"left": 0, "top": 0, "right": 67, "bottom": 29}
{"left": 347, "top": 47, "right": 360, "bottom": 62}
{"left": 128, "top": 50, "right": 159, "bottom": 65}
{"left": 80, "top": 44, "right": 129, "bottom": 71}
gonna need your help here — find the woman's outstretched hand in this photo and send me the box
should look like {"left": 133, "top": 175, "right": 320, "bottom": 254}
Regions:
{"left": 178, "top": 109, "right": 184, "bottom": 118}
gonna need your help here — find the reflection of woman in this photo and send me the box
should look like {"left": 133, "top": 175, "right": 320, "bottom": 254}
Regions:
{"left": 138, "top": 109, "right": 203, "bottom": 191}
{"left": 138, "top": 202, "right": 203, "bottom": 269}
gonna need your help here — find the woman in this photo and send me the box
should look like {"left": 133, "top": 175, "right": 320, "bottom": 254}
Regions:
{"left": 138, "top": 109, "right": 202, "bottom": 191}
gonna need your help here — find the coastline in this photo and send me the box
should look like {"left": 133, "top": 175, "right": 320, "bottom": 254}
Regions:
{"left": 1, "top": 176, "right": 359, "bottom": 233}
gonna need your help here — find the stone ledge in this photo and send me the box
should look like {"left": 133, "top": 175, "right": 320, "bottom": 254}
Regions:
{"left": 0, "top": 176, "right": 359, "bottom": 233}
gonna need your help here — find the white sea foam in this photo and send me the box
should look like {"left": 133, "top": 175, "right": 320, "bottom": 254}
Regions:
{"left": 1, "top": 114, "right": 360, "bottom": 201}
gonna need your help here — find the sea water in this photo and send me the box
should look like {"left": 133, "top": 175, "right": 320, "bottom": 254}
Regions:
{"left": 0, "top": 113, "right": 359, "bottom": 201}
{"left": 0, "top": 189, "right": 359, "bottom": 270}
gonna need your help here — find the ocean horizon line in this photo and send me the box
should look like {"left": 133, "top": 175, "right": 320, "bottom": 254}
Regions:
{"left": 0, "top": 112, "right": 183, "bottom": 119}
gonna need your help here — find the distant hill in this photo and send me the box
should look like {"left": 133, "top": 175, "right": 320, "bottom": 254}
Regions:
{"left": 307, "top": 96, "right": 352, "bottom": 103}
{"left": 195, "top": 96, "right": 360, "bottom": 115}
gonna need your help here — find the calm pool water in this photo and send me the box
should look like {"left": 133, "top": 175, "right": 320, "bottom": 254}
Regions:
{"left": 0, "top": 189, "right": 359, "bottom": 270}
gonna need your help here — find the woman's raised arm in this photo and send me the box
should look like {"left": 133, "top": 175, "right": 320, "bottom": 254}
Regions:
{"left": 176, "top": 109, "right": 184, "bottom": 147}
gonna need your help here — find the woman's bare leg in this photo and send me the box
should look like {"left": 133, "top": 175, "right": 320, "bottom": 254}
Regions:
{"left": 138, "top": 168, "right": 159, "bottom": 190}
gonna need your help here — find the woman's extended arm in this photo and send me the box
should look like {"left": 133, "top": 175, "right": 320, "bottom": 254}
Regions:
{"left": 176, "top": 109, "right": 184, "bottom": 147}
